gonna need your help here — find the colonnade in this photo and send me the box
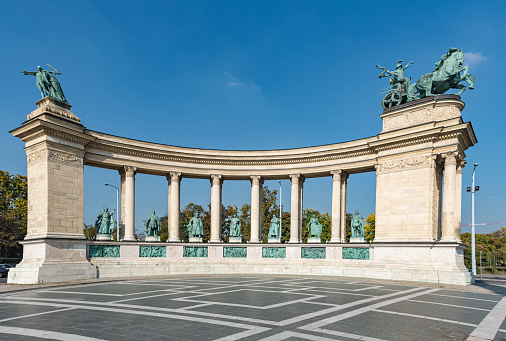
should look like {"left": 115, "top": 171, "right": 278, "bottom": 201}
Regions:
{"left": 116, "top": 151, "right": 464, "bottom": 244}
{"left": 116, "top": 169, "right": 350, "bottom": 243}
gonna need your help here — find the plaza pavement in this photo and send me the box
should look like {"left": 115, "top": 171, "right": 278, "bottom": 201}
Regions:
{"left": 0, "top": 275, "right": 505, "bottom": 341}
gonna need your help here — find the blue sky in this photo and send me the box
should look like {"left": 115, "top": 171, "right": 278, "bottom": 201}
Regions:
{"left": 1, "top": 1, "right": 504, "bottom": 235}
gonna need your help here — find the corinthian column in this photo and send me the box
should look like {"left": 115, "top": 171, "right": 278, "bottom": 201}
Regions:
{"left": 123, "top": 166, "right": 137, "bottom": 241}
{"left": 210, "top": 174, "right": 223, "bottom": 243}
{"left": 340, "top": 172, "right": 349, "bottom": 242}
{"left": 454, "top": 160, "right": 465, "bottom": 243}
{"left": 289, "top": 174, "right": 301, "bottom": 243}
{"left": 250, "top": 175, "right": 263, "bottom": 243}
{"left": 441, "top": 152, "right": 458, "bottom": 242}
{"left": 330, "top": 170, "right": 342, "bottom": 243}
{"left": 168, "top": 172, "right": 182, "bottom": 242}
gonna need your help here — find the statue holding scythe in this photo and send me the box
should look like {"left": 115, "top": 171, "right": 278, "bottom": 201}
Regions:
{"left": 21, "top": 63, "right": 68, "bottom": 103}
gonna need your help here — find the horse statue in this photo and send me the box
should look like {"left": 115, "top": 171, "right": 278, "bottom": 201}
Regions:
{"left": 407, "top": 48, "right": 475, "bottom": 101}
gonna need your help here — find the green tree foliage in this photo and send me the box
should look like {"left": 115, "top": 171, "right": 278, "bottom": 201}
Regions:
{"left": 364, "top": 213, "right": 375, "bottom": 243}
{"left": 239, "top": 203, "right": 251, "bottom": 243}
{"left": 0, "top": 171, "right": 27, "bottom": 258}
{"left": 345, "top": 213, "right": 352, "bottom": 243}
{"left": 462, "top": 227, "right": 506, "bottom": 273}
{"left": 83, "top": 224, "right": 97, "bottom": 240}
{"left": 158, "top": 215, "right": 168, "bottom": 242}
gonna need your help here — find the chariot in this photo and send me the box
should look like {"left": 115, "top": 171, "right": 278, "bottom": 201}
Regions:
{"left": 380, "top": 77, "right": 410, "bottom": 109}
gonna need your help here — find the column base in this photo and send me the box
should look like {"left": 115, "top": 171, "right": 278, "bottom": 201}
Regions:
{"left": 288, "top": 238, "right": 299, "bottom": 243}
{"left": 209, "top": 238, "right": 222, "bottom": 243}
{"left": 123, "top": 236, "right": 136, "bottom": 241}
{"left": 249, "top": 239, "right": 261, "bottom": 243}
{"left": 439, "top": 237, "right": 462, "bottom": 243}
{"left": 189, "top": 237, "right": 203, "bottom": 243}
{"left": 167, "top": 237, "right": 181, "bottom": 242}
{"left": 229, "top": 237, "right": 242, "bottom": 243}
{"left": 146, "top": 236, "right": 160, "bottom": 242}
{"left": 329, "top": 238, "right": 342, "bottom": 243}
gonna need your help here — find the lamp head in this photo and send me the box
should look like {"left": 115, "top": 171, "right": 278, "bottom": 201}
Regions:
{"left": 105, "top": 183, "right": 109, "bottom": 186}
{"left": 474, "top": 163, "right": 478, "bottom": 167}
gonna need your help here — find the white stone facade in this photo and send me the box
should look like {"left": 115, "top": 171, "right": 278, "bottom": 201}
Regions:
{"left": 8, "top": 94, "right": 477, "bottom": 285}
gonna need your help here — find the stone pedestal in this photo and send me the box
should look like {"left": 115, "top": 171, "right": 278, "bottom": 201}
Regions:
{"left": 308, "top": 237, "right": 321, "bottom": 243}
{"left": 146, "top": 236, "right": 160, "bottom": 242}
{"left": 350, "top": 237, "right": 366, "bottom": 243}
{"left": 268, "top": 238, "right": 281, "bottom": 243}
{"left": 189, "top": 237, "right": 203, "bottom": 243}
{"left": 96, "top": 234, "right": 113, "bottom": 241}
{"left": 7, "top": 239, "right": 96, "bottom": 284}
{"left": 229, "top": 237, "right": 242, "bottom": 243}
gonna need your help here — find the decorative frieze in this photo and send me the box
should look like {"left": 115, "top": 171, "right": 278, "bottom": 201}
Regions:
{"left": 89, "top": 245, "right": 120, "bottom": 257}
{"left": 376, "top": 155, "right": 432, "bottom": 174}
{"left": 223, "top": 247, "right": 247, "bottom": 258}
{"left": 183, "top": 246, "right": 208, "bottom": 257}
{"left": 139, "top": 246, "right": 166, "bottom": 257}
{"left": 342, "top": 247, "right": 369, "bottom": 260}
{"left": 27, "top": 148, "right": 83, "bottom": 168}
{"left": 301, "top": 247, "right": 326, "bottom": 259}
{"left": 262, "top": 247, "right": 286, "bottom": 258}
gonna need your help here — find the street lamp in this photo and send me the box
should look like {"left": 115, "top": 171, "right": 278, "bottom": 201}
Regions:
{"left": 105, "top": 183, "right": 120, "bottom": 241}
{"left": 279, "top": 181, "right": 282, "bottom": 238}
{"left": 466, "top": 163, "right": 479, "bottom": 277}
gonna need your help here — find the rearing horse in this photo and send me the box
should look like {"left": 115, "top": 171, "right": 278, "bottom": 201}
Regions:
{"left": 408, "top": 48, "right": 475, "bottom": 101}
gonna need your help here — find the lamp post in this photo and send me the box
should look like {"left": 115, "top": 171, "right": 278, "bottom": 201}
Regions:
{"left": 467, "top": 163, "right": 479, "bottom": 277}
{"left": 105, "top": 183, "right": 120, "bottom": 241}
{"left": 279, "top": 181, "right": 282, "bottom": 238}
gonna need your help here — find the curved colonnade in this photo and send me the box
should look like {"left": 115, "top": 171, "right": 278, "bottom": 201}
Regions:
{"left": 8, "top": 94, "right": 477, "bottom": 285}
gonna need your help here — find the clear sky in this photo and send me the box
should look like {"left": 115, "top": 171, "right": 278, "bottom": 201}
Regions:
{"left": 1, "top": 1, "right": 505, "bottom": 235}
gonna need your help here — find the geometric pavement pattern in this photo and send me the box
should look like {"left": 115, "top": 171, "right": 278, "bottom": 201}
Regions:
{"left": 0, "top": 276, "right": 505, "bottom": 341}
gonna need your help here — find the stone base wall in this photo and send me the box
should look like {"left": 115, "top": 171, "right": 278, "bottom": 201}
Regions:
{"left": 87, "top": 242, "right": 471, "bottom": 286}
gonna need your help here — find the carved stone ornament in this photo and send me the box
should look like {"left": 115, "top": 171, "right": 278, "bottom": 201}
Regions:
{"left": 376, "top": 155, "right": 432, "bottom": 174}
{"left": 382, "top": 103, "right": 462, "bottom": 132}
{"left": 27, "top": 148, "right": 83, "bottom": 168}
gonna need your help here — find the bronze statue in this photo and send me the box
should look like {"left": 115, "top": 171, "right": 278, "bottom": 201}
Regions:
{"left": 21, "top": 63, "right": 68, "bottom": 103}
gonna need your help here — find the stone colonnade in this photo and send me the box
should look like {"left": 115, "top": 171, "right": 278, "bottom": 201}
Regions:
{"left": 116, "top": 153, "right": 464, "bottom": 244}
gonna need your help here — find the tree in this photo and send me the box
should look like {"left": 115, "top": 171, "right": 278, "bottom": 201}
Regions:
{"left": 83, "top": 224, "right": 97, "bottom": 240}
{"left": 364, "top": 213, "right": 375, "bottom": 243}
{"left": 158, "top": 214, "right": 168, "bottom": 242}
{"left": 345, "top": 213, "right": 352, "bottom": 243}
{"left": 0, "top": 171, "right": 27, "bottom": 258}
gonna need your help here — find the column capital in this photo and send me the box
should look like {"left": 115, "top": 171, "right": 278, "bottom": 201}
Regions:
{"left": 289, "top": 173, "right": 301, "bottom": 182}
{"left": 250, "top": 175, "right": 263, "bottom": 185}
{"left": 442, "top": 152, "right": 458, "bottom": 166}
{"left": 169, "top": 172, "right": 182, "bottom": 182}
{"left": 330, "top": 170, "right": 343, "bottom": 181}
{"left": 457, "top": 160, "right": 466, "bottom": 171}
{"left": 122, "top": 166, "right": 137, "bottom": 177}
{"left": 210, "top": 174, "right": 223, "bottom": 185}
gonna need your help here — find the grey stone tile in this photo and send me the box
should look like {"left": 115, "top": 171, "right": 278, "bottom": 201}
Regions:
{"left": 380, "top": 300, "right": 489, "bottom": 324}
{"left": 325, "top": 311, "right": 475, "bottom": 341}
